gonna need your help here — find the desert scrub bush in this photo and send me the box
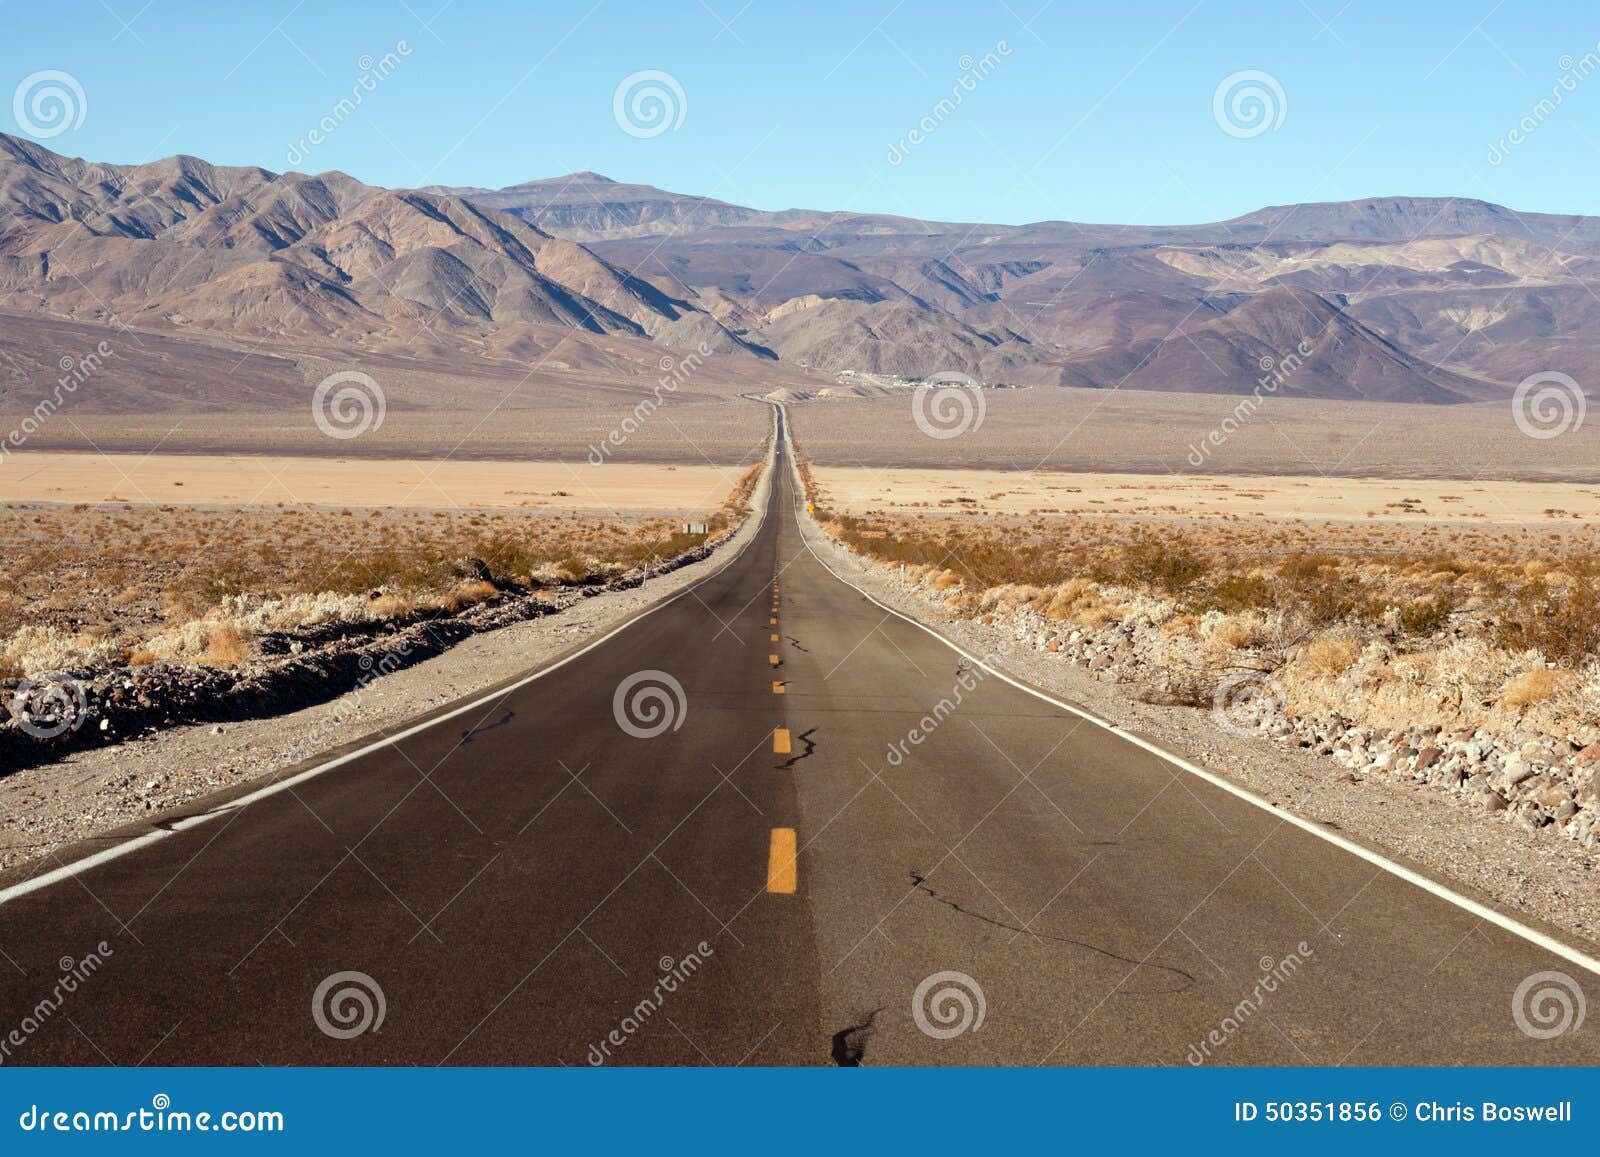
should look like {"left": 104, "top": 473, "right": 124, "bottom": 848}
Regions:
{"left": 1197, "top": 572, "right": 1273, "bottom": 614}
{"left": 202, "top": 624, "right": 253, "bottom": 668}
{"left": 1292, "top": 634, "right": 1363, "bottom": 677}
{"left": 1115, "top": 535, "right": 1210, "bottom": 596}
{"left": 1399, "top": 592, "right": 1456, "bottom": 637}
{"left": 1490, "top": 571, "right": 1600, "bottom": 667}
{"left": 1501, "top": 667, "right": 1573, "bottom": 711}
{"left": 1274, "top": 555, "right": 1379, "bottom": 626}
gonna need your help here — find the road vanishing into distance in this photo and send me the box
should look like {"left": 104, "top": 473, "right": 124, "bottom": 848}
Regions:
{"left": 0, "top": 408, "right": 1595, "bottom": 1066}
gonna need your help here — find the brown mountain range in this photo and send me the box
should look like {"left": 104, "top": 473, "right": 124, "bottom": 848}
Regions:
{"left": 5, "top": 135, "right": 1596, "bottom": 408}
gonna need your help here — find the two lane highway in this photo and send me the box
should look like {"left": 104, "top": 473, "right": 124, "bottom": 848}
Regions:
{"left": 0, "top": 408, "right": 1594, "bottom": 1065}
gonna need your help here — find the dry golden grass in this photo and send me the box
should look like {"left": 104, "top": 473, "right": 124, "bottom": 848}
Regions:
{"left": 797, "top": 457, "right": 1600, "bottom": 734}
{"left": 1503, "top": 668, "right": 1573, "bottom": 710}
{"left": 1296, "top": 636, "right": 1362, "bottom": 677}
{"left": 0, "top": 464, "right": 758, "bottom": 675}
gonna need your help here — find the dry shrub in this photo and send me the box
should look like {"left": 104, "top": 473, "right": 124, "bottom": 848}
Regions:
{"left": 1200, "top": 572, "right": 1273, "bottom": 613}
{"left": 1400, "top": 593, "right": 1455, "bottom": 636}
{"left": 1502, "top": 667, "right": 1572, "bottom": 710}
{"left": 128, "top": 650, "right": 157, "bottom": 666}
{"left": 1043, "top": 579, "right": 1099, "bottom": 622}
{"left": 202, "top": 624, "right": 253, "bottom": 668}
{"left": 368, "top": 593, "right": 416, "bottom": 619}
{"left": 1297, "top": 635, "right": 1362, "bottom": 677}
{"left": 932, "top": 570, "right": 963, "bottom": 591}
{"left": 440, "top": 580, "right": 498, "bottom": 613}
{"left": 1491, "top": 573, "right": 1600, "bottom": 667}
{"left": 1119, "top": 535, "right": 1209, "bottom": 595}
{"left": 1207, "top": 611, "right": 1269, "bottom": 650}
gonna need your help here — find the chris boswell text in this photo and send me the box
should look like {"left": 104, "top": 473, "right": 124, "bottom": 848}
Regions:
{"left": 1232, "top": 1100, "right": 1575, "bottom": 1125}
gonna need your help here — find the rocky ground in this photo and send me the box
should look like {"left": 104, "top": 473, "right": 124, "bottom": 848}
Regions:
{"left": 794, "top": 493, "right": 1600, "bottom": 952}
{"left": 0, "top": 458, "right": 773, "bottom": 876}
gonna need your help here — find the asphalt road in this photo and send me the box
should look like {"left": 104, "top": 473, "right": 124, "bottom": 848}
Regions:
{"left": 0, "top": 408, "right": 1595, "bottom": 1066}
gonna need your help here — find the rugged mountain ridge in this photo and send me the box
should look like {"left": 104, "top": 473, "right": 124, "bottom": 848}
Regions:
{"left": 6, "top": 134, "right": 1596, "bottom": 403}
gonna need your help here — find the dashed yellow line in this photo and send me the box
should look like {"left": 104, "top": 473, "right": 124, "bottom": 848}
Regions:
{"left": 770, "top": 632, "right": 779, "bottom": 642}
{"left": 772, "top": 680, "right": 785, "bottom": 695}
{"left": 773, "top": 727, "right": 791, "bottom": 755}
{"left": 766, "top": 828, "right": 797, "bottom": 894}
{"left": 769, "top": 616, "right": 778, "bottom": 626}
{"left": 769, "top": 653, "right": 780, "bottom": 667}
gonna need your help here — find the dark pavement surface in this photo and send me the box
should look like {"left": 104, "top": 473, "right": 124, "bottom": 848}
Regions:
{"left": 0, "top": 409, "right": 1595, "bottom": 1066}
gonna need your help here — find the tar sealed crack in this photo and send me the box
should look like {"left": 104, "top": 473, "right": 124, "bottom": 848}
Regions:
{"left": 780, "top": 727, "right": 817, "bottom": 769}
{"left": 831, "top": 1008, "right": 881, "bottom": 1066}
{"left": 461, "top": 710, "right": 515, "bottom": 745}
{"left": 908, "top": 872, "right": 1193, "bottom": 993}
{"left": 786, "top": 636, "right": 809, "bottom": 652}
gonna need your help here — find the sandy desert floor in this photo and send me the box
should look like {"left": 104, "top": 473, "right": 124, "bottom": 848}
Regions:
{"left": 0, "top": 452, "right": 744, "bottom": 512}
{"left": 812, "top": 465, "right": 1600, "bottom": 525}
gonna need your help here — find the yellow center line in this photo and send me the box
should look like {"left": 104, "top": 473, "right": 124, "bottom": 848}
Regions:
{"left": 772, "top": 680, "right": 785, "bottom": 695}
{"left": 769, "top": 653, "right": 780, "bottom": 667}
{"left": 767, "top": 828, "right": 797, "bottom": 894}
{"left": 770, "top": 632, "right": 779, "bottom": 642}
{"left": 773, "top": 727, "right": 791, "bottom": 754}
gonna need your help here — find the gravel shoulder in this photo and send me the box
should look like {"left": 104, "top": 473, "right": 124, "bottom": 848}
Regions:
{"left": 792, "top": 484, "right": 1600, "bottom": 955}
{"left": 0, "top": 446, "right": 775, "bottom": 878}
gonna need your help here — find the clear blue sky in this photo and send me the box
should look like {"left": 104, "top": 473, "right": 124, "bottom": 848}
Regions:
{"left": 5, "top": 0, "right": 1600, "bottom": 225}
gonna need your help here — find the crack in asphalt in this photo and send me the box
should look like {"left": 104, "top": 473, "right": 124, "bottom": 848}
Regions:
{"left": 908, "top": 872, "right": 1194, "bottom": 993}
{"left": 779, "top": 727, "right": 817, "bottom": 769}
{"left": 460, "top": 710, "right": 515, "bottom": 745}
{"left": 830, "top": 1007, "right": 882, "bottom": 1066}
{"left": 786, "top": 636, "right": 808, "bottom": 652}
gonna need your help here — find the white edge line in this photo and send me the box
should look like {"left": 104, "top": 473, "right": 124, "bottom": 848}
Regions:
{"left": 783, "top": 426, "right": 1600, "bottom": 979}
{"left": 0, "top": 414, "right": 782, "bottom": 908}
